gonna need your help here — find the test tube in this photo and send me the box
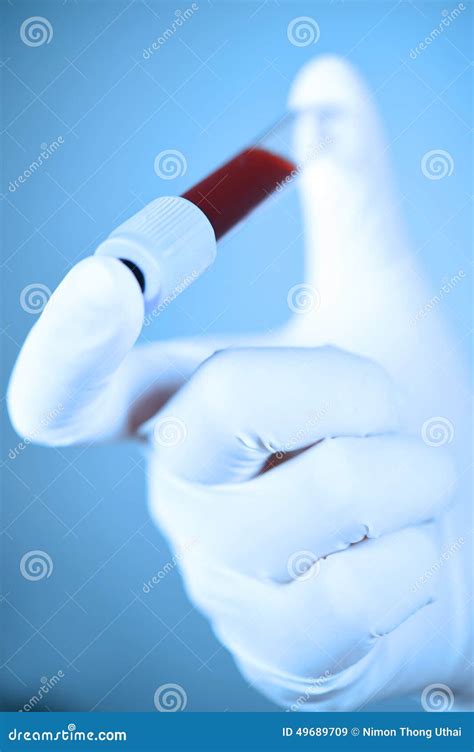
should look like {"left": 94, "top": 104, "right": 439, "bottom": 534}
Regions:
{"left": 182, "top": 116, "right": 296, "bottom": 240}
{"left": 95, "top": 114, "right": 302, "bottom": 311}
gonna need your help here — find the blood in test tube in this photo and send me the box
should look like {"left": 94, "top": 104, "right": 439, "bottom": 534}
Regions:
{"left": 182, "top": 147, "right": 296, "bottom": 240}
{"left": 98, "top": 127, "right": 298, "bottom": 304}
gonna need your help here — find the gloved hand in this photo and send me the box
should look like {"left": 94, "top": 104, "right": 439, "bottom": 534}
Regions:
{"left": 7, "top": 56, "right": 472, "bottom": 711}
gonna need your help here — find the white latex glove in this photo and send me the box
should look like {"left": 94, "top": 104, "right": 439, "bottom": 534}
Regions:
{"left": 7, "top": 56, "right": 472, "bottom": 711}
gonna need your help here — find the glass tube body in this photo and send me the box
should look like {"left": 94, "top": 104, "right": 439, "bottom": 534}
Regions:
{"left": 182, "top": 114, "right": 298, "bottom": 240}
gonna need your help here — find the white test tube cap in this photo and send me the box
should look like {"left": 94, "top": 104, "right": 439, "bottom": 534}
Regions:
{"left": 95, "top": 196, "right": 216, "bottom": 312}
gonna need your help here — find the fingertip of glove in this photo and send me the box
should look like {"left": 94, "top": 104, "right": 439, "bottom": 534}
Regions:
{"left": 59, "top": 256, "right": 144, "bottom": 318}
{"left": 288, "top": 54, "right": 371, "bottom": 112}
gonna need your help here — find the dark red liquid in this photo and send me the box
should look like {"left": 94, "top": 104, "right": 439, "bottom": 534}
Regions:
{"left": 182, "top": 147, "right": 296, "bottom": 240}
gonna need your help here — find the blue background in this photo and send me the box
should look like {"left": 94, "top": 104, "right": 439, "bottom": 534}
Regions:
{"left": 1, "top": 0, "right": 472, "bottom": 713}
